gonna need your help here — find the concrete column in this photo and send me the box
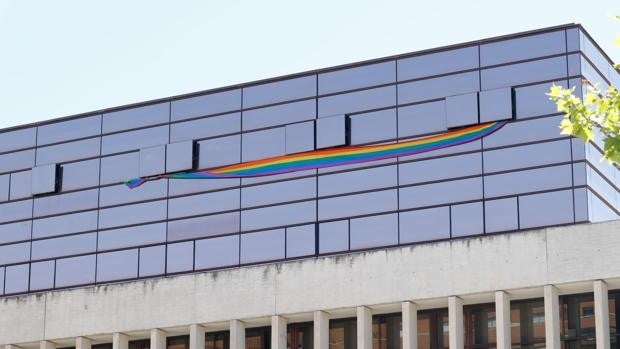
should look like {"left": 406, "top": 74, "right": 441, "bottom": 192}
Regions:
{"left": 40, "top": 342, "right": 56, "bottom": 349}
{"left": 150, "top": 329, "right": 166, "bottom": 349}
{"left": 544, "top": 285, "right": 561, "bottom": 349}
{"left": 230, "top": 320, "right": 246, "bottom": 349}
{"left": 594, "top": 280, "right": 610, "bottom": 349}
{"left": 495, "top": 291, "right": 511, "bottom": 349}
{"left": 402, "top": 302, "right": 418, "bottom": 349}
{"left": 314, "top": 310, "right": 330, "bottom": 349}
{"left": 357, "top": 306, "right": 372, "bottom": 349}
{"left": 448, "top": 296, "right": 464, "bottom": 349}
{"left": 76, "top": 337, "right": 92, "bottom": 349}
{"left": 272, "top": 316, "right": 288, "bottom": 349}
{"left": 190, "top": 324, "right": 206, "bottom": 349}
{"left": 113, "top": 333, "right": 129, "bottom": 349}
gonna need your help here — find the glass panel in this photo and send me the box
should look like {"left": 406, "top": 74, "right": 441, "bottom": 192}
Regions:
{"left": 286, "top": 121, "right": 315, "bottom": 154}
{"left": 515, "top": 81, "right": 567, "bottom": 119}
{"left": 399, "top": 153, "right": 481, "bottom": 186}
{"left": 168, "top": 212, "right": 240, "bottom": 241}
{"left": 350, "top": 109, "right": 397, "bottom": 145}
{"left": 171, "top": 89, "right": 241, "bottom": 121}
{"left": 9, "top": 170, "right": 31, "bottom": 200}
{"left": 318, "top": 85, "right": 396, "bottom": 117}
{"left": 246, "top": 327, "right": 270, "bottom": 349}
{"left": 0, "top": 127, "right": 36, "bottom": 153}
{"left": 0, "top": 199, "right": 33, "bottom": 224}
{"left": 34, "top": 189, "right": 99, "bottom": 217}
{"left": 98, "top": 223, "right": 167, "bottom": 251}
{"left": 168, "top": 189, "right": 239, "bottom": 219}
{"left": 36, "top": 138, "right": 101, "bottom": 165}
{"left": 319, "top": 220, "right": 349, "bottom": 254}
{"left": 483, "top": 115, "right": 567, "bottom": 149}
{"left": 96, "top": 249, "right": 139, "bottom": 282}
{"left": 195, "top": 235, "right": 239, "bottom": 270}
{"left": 171, "top": 112, "right": 240, "bottom": 142}
{"left": 0, "top": 241, "right": 30, "bottom": 265}
{"left": 168, "top": 336, "right": 189, "bottom": 349}
{"left": 167, "top": 241, "right": 194, "bottom": 273}
{"left": 100, "top": 152, "right": 140, "bottom": 185}
{"left": 0, "top": 174, "right": 8, "bottom": 202}
{"left": 329, "top": 319, "right": 357, "bottom": 349}
{"left": 0, "top": 149, "right": 36, "bottom": 173}
{"left": 350, "top": 213, "right": 398, "bottom": 250}
{"left": 399, "top": 178, "right": 483, "bottom": 209}
{"left": 241, "top": 200, "right": 316, "bottom": 231}
{"left": 139, "top": 245, "right": 166, "bottom": 277}
{"left": 166, "top": 141, "right": 196, "bottom": 173}
{"left": 240, "top": 228, "right": 285, "bottom": 264}
{"left": 480, "top": 30, "right": 566, "bottom": 66}
{"left": 0, "top": 221, "right": 31, "bottom": 244}
{"left": 31, "top": 232, "right": 97, "bottom": 260}
{"left": 0, "top": 267, "right": 4, "bottom": 294}
{"left": 33, "top": 210, "right": 98, "bottom": 239}
{"left": 38, "top": 115, "right": 101, "bottom": 146}
{"left": 318, "top": 189, "right": 397, "bottom": 221}
{"left": 205, "top": 331, "right": 229, "bottom": 349}
{"left": 198, "top": 135, "right": 241, "bottom": 168}
{"left": 316, "top": 115, "right": 346, "bottom": 149}
{"left": 242, "top": 127, "right": 286, "bottom": 162}
{"left": 398, "top": 46, "right": 479, "bottom": 81}
{"left": 104, "top": 102, "right": 170, "bottom": 133}
{"left": 561, "top": 295, "right": 596, "bottom": 341}
{"left": 243, "top": 100, "right": 316, "bottom": 131}
{"left": 243, "top": 76, "right": 316, "bottom": 108}
{"left": 319, "top": 165, "right": 397, "bottom": 198}
{"left": 480, "top": 56, "right": 567, "bottom": 91}
{"left": 61, "top": 159, "right": 100, "bottom": 191}
{"left": 241, "top": 177, "right": 316, "bottom": 208}
{"left": 30, "top": 260, "right": 55, "bottom": 290}
{"left": 399, "top": 207, "right": 450, "bottom": 243}
{"left": 484, "top": 164, "right": 572, "bottom": 198}
{"left": 398, "top": 71, "right": 479, "bottom": 105}
{"left": 483, "top": 140, "right": 572, "bottom": 173}
{"left": 319, "top": 61, "right": 395, "bottom": 94}
{"left": 464, "top": 305, "right": 496, "bottom": 348}
{"left": 519, "top": 190, "right": 574, "bottom": 229}
{"left": 169, "top": 177, "right": 239, "bottom": 196}
{"left": 99, "top": 181, "right": 168, "bottom": 207}
{"left": 484, "top": 198, "right": 519, "bottom": 233}
{"left": 4, "top": 264, "right": 29, "bottom": 294}
{"left": 98, "top": 200, "right": 167, "bottom": 229}
{"left": 446, "top": 92, "right": 478, "bottom": 128}
{"left": 101, "top": 125, "right": 169, "bottom": 155}
{"left": 55, "top": 254, "right": 96, "bottom": 287}
{"left": 288, "top": 323, "right": 314, "bottom": 349}
{"left": 372, "top": 315, "right": 401, "bottom": 349}
{"left": 397, "top": 100, "right": 447, "bottom": 138}
{"left": 139, "top": 145, "right": 166, "bottom": 177}
{"left": 32, "top": 164, "right": 58, "bottom": 195}
{"left": 286, "top": 224, "right": 315, "bottom": 258}
{"left": 479, "top": 87, "right": 513, "bottom": 122}
{"left": 451, "top": 202, "right": 484, "bottom": 237}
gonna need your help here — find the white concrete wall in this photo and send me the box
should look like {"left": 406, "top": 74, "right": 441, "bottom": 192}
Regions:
{"left": 0, "top": 220, "right": 619, "bottom": 345}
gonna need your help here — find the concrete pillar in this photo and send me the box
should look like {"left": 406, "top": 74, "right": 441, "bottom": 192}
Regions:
{"left": 230, "top": 320, "right": 246, "bottom": 349}
{"left": 402, "top": 302, "right": 418, "bottom": 349}
{"left": 150, "top": 329, "right": 166, "bottom": 349}
{"left": 594, "top": 280, "right": 610, "bottom": 349}
{"left": 113, "top": 333, "right": 129, "bottom": 349}
{"left": 448, "top": 296, "right": 464, "bottom": 349}
{"left": 76, "top": 337, "right": 92, "bottom": 349}
{"left": 190, "top": 324, "right": 206, "bottom": 349}
{"left": 314, "top": 310, "right": 330, "bottom": 349}
{"left": 495, "top": 291, "right": 511, "bottom": 349}
{"left": 357, "top": 306, "right": 372, "bottom": 349}
{"left": 272, "top": 316, "right": 287, "bottom": 349}
{"left": 544, "top": 285, "right": 561, "bottom": 349}
{"left": 40, "top": 342, "right": 56, "bottom": 349}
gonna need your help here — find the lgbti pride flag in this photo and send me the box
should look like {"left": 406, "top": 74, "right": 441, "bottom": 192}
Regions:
{"left": 125, "top": 121, "right": 506, "bottom": 189}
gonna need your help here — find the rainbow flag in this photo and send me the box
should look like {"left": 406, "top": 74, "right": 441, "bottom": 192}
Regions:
{"left": 125, "top": 121, "right": 506, "bottom": 189}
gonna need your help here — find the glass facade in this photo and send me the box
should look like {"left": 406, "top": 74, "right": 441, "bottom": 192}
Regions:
{"left": 0, "top": 25, "right": 618, "bottom": 296}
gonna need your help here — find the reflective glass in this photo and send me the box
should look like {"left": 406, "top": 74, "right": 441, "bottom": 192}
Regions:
{"left": 397, "top": 100, "right": 447, "bottom": 138}
{"left": 286, "top": 224, "right": 315, "bottom": 258}
{"left": 242, "top": 127, "right": 286, "bottom": 162}
{"left": 0, "top": 267, "right": 3, "bottom": 294}
{"left": 329, "top": 319, "right": 357, "bottom": 349}
{"left": 484, "top": 164, "right": 572, "bottom": 198}
{"left": 316, "top": 115, "right": 346, "bottom": 149}
{"left": 573, "top": 188, "right": 589, "bottom": 223}
{"left": 0, "top": 149, "right": 35, "bottom": 173}
{"left": 30, "top": 260, "right": 55, "bottom": 290}
{"left": 103, "top": 102, "right": 169, "bottom": 133}
{"left": 166, "top": 241, "right": 194, "bottom": 273}
{"left": 169, "top": 177, "right": 239, "bottom": 196}
{"left": 318, "top": 189, "right": 397, "bottom": 220}
{"left": 319, "top": 220, "right": 349, "bottom": 254}
{"left": 4, "top": 264, "right": 29, "bottom": 294}
{"left": 240, "top": 229, "right": 285, "bottom": 264}
{"left": 451, "top": 202, "right": 483, "bottom": 237}
{"left": 318, "top": 85, "right": 396, "bottom": 117}
{"left": 171, "top": 113, "right": 240, "bottom": 142}
{"left": 286, "top": 121, "right": 315, "bottom": 154}
{"left": 243, "top": 76, "right": 316, "bottom": 108}
{"left": 100, "top": 152, "right": 140, "bottom": 185}
{"left": 32, "top": 164, "right": 58, "bottom": 195}
{"left": 483, "top": 139, "right": 571, "bottom": 173}
{"left": 139, "top": 245, "right": 166, "bottom": 277}
{"left": 139, "top": 145, "right": 165, "bottom": 177}
{"left": 479, "top": 87, "right": 513, "bottom": 122}
{"left": 9, "top": 170, "right": 31, "bottom": 200}
{"left": 168, "top": 189, "right": 239, "bottom": 219}
{"left": 480, "top": 30, "right": 566, "bottom": 66}
{"left": 0, "top": 199, "right": 33, "bottom": 224}
{"left": 0, "top": 221, "right": 31, "bottom": 244}
{"left": 198, "top": 135, "right": 241, "bottom": 168}
{"left": 171, "top": 89, "right": 241, "bottom": 121}
{"left": 484, "top": 198, "right": 519, "bottom": 233}
{"left": 98, "top": 223, "right": 167, "bottom": 251}
{"left": 195, "top": 235, "right": 239, "bottom": 269}
{"left": 101, "top": 125, "right": 169, "bottom": 155}
{"left": 168, "top": 212, "right": 240, "bottom": 241}
{"left": 398, "top": 46, "right": 479, "bottom": 81}
{"left": 514, "top": 81, "right": 567, "bottom": 119}
{"left": 349, "top": 109, "right": 396, "bottom": 145}
{"left": 399, "top": 207, "right": 450, "bottom": 243}
{"left": 61, "top": 159, "right": 100, "bottom": 191}
{"left": 96, "top": 249, "right": 139, "bottom": 282}
{"left": 0, "top": 174, "right": 8, "bottom": 202}
{"left": 243, "top": 99, "right": 316, "bottom": 131}
{"left": 98, "top": 200, "right": 167, "bottom": 229}
{"left": 99, "top": 180, "right": 167, "bottom": 207}
{"left": 36, "top": 137, "right": 101, "bottom": 165}
{"left": 349, "top": 213, "right": 398, "bottom": 250}
{"left": 33, "top": 211, "right": 98, "bottom": 239}
{"left": 241, "top": 177, "right": 316, "bottom": 208}
{"left": 399, "top": 153, "right": 481, "bottom": 185}
{"left": 34, "top": 189, "right": 99, "bottom": 217}
{"left": 480, "top": 56, "right": 567, "bottom": 90}
{"left": 0, "top": 241, "right": 30, "bottom": 265}
{"left": 55, "top": 255, "right": 96, "bottom": 287}
{"left": 446, "top": 92, "right": 478, "bottom": 128}
{"left": 241, "top": 200, "right": 316, "bottom": 231}
{"left": 0, "top": 127, "right": 36, "bottom": 153}
{"left": 38, "top": 115, "right": 101, "bottom": 146}
{"left": 31, "top": 232, "right": 97, "bottom": 260}
{"left": 519, "top": 189, "right": 574, "bottom": 229}
{"left": 319, "top": 165, "right": 397, "bottom": 197}
{"left": 166, "top": 141, "right": 196, "bottom": 173}
{"left": 398, "top": 71, "right": 479, "bottom": 105}
{"left": 399, "top": 177, "right": 483, "bottom": 209}
{"left": 318, "top": 61, "right": 395, "bottom": 94}
{"left": 482, "top": 115, "right": 566, "bottom": 149}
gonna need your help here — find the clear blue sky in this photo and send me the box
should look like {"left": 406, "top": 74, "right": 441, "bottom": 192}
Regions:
{"left": 0, "top": 0, "right": 618, "bottom": 129}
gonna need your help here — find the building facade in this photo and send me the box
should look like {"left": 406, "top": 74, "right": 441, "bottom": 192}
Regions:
{"left": 0, "top": 23, "right": 619, "bottom": 349}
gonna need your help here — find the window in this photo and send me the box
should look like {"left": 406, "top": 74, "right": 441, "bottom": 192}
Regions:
{"left": 330, "top": 318, "right": 357, "bottom": 349}
{"left": 205, "top": 331, "right": 229, "bottom": 349}
{"left": 288, "top": 322, "right": 314, "bottom": 349}
{"left": 373, "top": 314, "right": 402, "bottom": 349}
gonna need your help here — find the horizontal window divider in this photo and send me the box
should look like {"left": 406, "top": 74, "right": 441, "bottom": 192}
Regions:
{"left": 238, "top": 96, "right": 317, "bottom": 113}
{"left": 479, "top": 50, "right": 580, "bottom": 70}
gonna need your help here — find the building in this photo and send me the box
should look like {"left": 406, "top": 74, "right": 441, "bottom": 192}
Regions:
{"left": 0, "top": 23, "right": 619, "bottom": 349}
